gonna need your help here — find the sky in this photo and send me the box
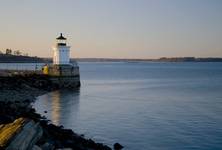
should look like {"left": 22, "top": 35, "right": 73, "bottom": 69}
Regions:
{"left": 0, "top": 0, "right": 222, "bottom": 59}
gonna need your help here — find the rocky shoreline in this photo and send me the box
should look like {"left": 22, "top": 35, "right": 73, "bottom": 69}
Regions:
{"left": 0, "top": 75, "right": 123, "bottom": 150}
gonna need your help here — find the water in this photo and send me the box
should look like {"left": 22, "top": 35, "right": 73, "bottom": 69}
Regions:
{"left": 32, "top": 62, "right": 222, "bottom": 150}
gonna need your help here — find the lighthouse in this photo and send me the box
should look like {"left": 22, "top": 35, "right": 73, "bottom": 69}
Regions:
{"left": 42, "top": 33, "right": 80, "bottom": 88}
{"left": 53, "top": 33, "right": 70, "bottom": 65}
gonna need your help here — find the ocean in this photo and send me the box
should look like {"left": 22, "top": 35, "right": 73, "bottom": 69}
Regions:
{"left": 32, "top": 62, "right": 222, "bottom": 150}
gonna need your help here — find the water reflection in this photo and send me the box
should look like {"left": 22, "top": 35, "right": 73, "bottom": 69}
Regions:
{"left": 35, "top": 89, "right": 80, "bottom": 126}
{"left": 51, "top": 91, "right": 61, "bottom": 125}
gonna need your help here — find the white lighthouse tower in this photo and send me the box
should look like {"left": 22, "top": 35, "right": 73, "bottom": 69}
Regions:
{"left": 53, "top": 33, "right": 70, "bottom": 64}
{"left": 42, "top": 33, "right": 80, "bottom": 81}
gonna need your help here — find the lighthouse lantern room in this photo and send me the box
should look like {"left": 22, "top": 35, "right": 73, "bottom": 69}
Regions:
{"left": 53, "top": 33, "right": 70, "bottom": 65}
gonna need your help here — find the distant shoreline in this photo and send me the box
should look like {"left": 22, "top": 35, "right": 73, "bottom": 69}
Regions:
{"left": 73, "top": 57, "right": 222, "bottom": 62}
{"left": 0, "top": 54, "right": 222, "bottom": 63}
{"left": 0, "top": 54, "right": 46, "bottom": 63}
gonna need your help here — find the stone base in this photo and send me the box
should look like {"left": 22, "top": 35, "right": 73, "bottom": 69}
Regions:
{"left": 48, "top": 76, "right": 80, "bottom": 88}
{"left": 44, "top": 64, "right": 79, "bottom": 77}
{"left": 42, "top": 63, "right": 80, "bottom": 88}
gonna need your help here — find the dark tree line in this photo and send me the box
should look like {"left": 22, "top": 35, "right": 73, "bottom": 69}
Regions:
{"left": 0, "top": 49, "right": 29, "bottom": 56}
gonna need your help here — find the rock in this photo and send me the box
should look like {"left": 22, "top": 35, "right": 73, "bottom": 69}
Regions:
{"left": 40, "top": 142, "right": 54, "bottom": 150}
{"left": 0, "top": 118, "right": 26, "bottom": 148}
{"left": 32, "top": 145, "right": 42, "bottom": 150}
{"left": 0, "top": 115, "right": 13, "bottom": 124}
{"left": 6, "top": 118, "right": 43, "bottom": 150}
{"left": 114, "top": 143, "right": 124, "bottom": 150}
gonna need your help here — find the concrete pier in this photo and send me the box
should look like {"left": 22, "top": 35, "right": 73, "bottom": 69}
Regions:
{"left": 42, "top": 63, "right": 80, "bottom": 88}
{"left": 0, "top": 65, "right": 80, "bottom": 89}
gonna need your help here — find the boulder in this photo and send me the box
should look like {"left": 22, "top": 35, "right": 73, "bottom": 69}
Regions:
{"left": 32, "top": 145, "right": 42, "bottom": 150}
{"left": 114, "top": 143, "right": 124, "bottom": 150}
{"left": 40, "top": 142, "right": 54, "bottom": 150}
{"left": 0, "top": 118, "right": 26, "bottom": 148}
{"left": 5, "top": 118, "right": 43, "bottom": 150}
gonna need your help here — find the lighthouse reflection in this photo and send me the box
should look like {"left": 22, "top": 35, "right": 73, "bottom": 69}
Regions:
{"left": 35, "top": 89, "right": 80, "bottom": 126}
{"left": 51, "top": 91, "right": 61, "bottom": 125}
{"left": 51, "top": 90, "right": 80, "bottom": 126}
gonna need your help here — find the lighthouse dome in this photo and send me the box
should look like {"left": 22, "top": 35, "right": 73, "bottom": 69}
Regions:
{"left": 56, "top": 33, "right": 67, "bottom": 46}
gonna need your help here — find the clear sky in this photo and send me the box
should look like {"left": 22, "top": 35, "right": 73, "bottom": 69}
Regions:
{"left": 0, "top": 0, "right": 222, "bottom": 58}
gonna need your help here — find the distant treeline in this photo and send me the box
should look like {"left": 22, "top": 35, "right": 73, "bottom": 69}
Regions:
{"left": 0, "top": 54, "right": 47, "bottom": 63}
{"left": 156, "top": 57, "right": 222, "bottom": 62}
{"left": 0, "top": 48, "right": 49, "bottom": 63}
{"left": 1, "top": 49, "right": 28, "bottom": 56}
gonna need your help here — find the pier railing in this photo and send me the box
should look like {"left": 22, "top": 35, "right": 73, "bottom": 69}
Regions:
{"left": 0, "top": 63, "right": 44, "bottom": 76}
{"left": 0, "top": 62, "right": 79, "bottom": 76}
{"left": 0, "top": 62, "right": 78, "bottom": 71}
{"left": 0, "top": 63, "right": 45, "bottom": 71}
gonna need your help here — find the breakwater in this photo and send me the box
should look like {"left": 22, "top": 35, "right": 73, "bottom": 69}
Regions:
{"left": 0, "top": 68, "right": 81, "bottom": 89}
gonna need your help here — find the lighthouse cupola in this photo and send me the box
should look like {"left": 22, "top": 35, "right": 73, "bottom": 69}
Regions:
{"left": 56, "top": 33, "right": 67, "bottom": 46}
{"left": 53, "top": 33, "right": 71, "bottom": 65}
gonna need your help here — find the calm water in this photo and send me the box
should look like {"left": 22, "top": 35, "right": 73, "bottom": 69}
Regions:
{"left": 33, "top": 62, "right": 222, "bottom": 150}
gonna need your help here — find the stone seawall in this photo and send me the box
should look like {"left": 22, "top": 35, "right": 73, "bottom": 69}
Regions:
{"left": 0, "top": 72, "right": 80, "bottom": 89}
{"left": 48, "top": 75, "right": 81, "bottom": 88}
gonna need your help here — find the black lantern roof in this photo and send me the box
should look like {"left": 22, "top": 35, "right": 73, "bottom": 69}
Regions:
{"left": 56, "top": 33, "right": 66, "bottom": 40}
